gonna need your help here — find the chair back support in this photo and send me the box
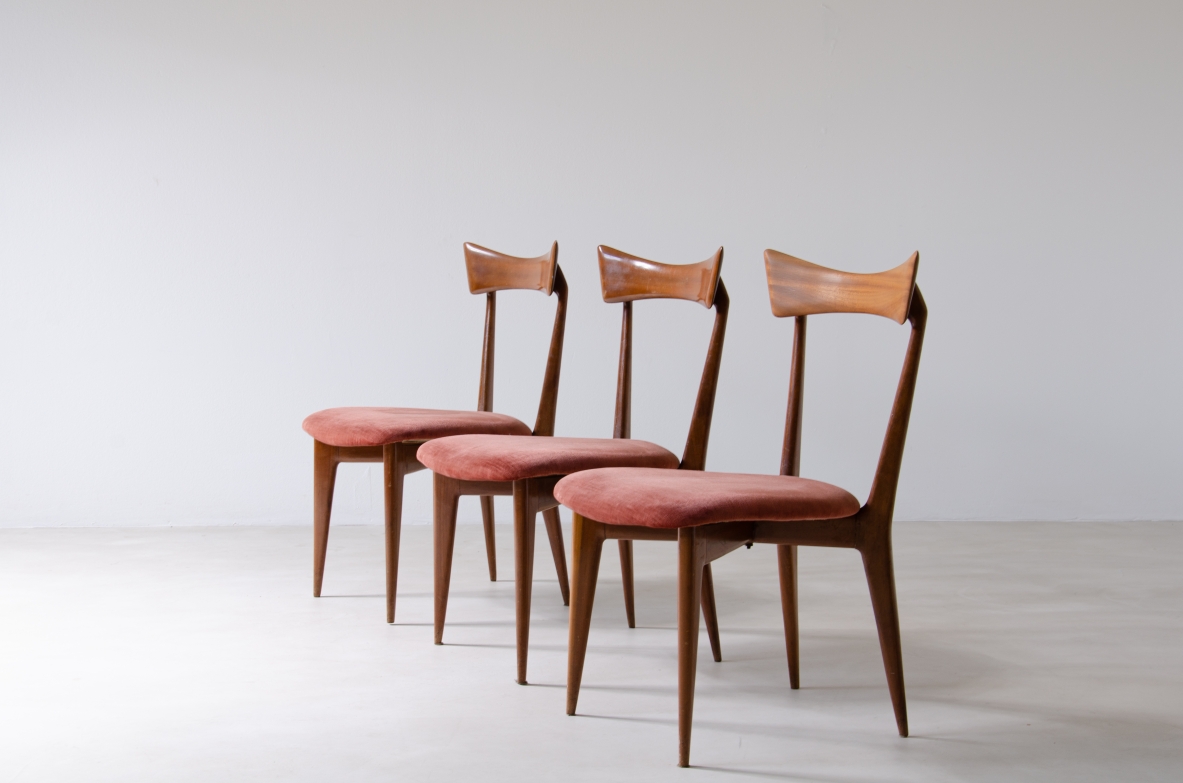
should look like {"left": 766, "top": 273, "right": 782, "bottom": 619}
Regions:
{"left": 466, "top": 242, "right": 559, "bottom": 295}
{"left": 465, "top": 242, "right": 567, "bottom": 437}
{"left": 597, "top": 246, "right": 728, "bottom": 472}
{"left": 764, "top": 249, "right": 926, "bottom": 528}
{"left": 765, "top": 250, "right": 918, "bottom": 324}
{"left": 600, "top": 246, "right": 722, "bottom": 307}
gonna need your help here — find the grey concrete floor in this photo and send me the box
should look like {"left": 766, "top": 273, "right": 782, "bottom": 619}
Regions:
{"left": 1, "top": 521, "right": 1180, "bottom": 782}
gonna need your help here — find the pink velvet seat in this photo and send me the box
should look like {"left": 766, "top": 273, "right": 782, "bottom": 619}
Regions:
{"left": 554, "top": 467, "right": 860, "bottom": 530}
{"left": 418, "top": 435, "right": 679, "bottom": 483}
{"left": 303, "top": 407, "right": 531, "bottom": 448}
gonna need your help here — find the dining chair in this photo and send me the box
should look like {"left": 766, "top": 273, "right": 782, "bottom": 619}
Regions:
{"left": 302, "top": 242, "right": 572, "bottom": 624}
{"left": 418, "top": 245, "right": 729, "bottom": 684}
{"left": 556, "top": 249, "right": 925, "bottom": 766}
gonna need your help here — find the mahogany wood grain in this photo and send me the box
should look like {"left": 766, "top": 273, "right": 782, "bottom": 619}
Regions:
{"left": 479, "top": 496, "right": 498, "bottom": 582}
{"left": 700, "top": 563, "right": 722, "bottom": 664}
{"left": 513, "top": 482, "right": 538, "bottom": 684}
{"left": 680, "top": 281, "right": 728, "bottom": 472}
{"left": 465, "top": 241, "right": 558, "bottom": 295}
{"left": 542, "top": 507, "right": 570, "bottom": 606}
{"left": 311, "top": 439, "right": 338, "bottom": 598}
{"left": 765, "top": 250, "right": 918, "bottom": 324}
{"left": 613, "top": 301, "right": 635, "bottom": 626}
{"left": 478, "top": 292, "right": 495, "bottom": 412}
{"left": 613, "top": 301, "right": 633, "bottom": 440}
{"left": 566, "top": 513, "right": 606, "bottom": 716}
{"left": 777, "top": 544, "right": 800, "bottom": 689}
{"left": 599, "top": 245, "right": 723, "bottom": 307}
{"left": 532, "top": 268, "right": 568, "bottom": 438}
{"left": 676, "top": 527, "right": 704, "bottom": 768}
{"left": 618, "top": 540, "right": 636, "bottom": 628}
{"left": 777, "top": 314, "right": 806, "bottom": 686}
{"left": 433, "top": 473, "right": 461, "bottom": 645}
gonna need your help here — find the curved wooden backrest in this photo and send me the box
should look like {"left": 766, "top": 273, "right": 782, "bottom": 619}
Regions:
{"left": 466, "top": 241, "right": 558, "bottom": 295}
{"left": 765, "top": 250, "right": 918, "bottom": 324}
{"left": 599, "top": 246, "right": 723, "bottom": 308}
{"left": 767, "top": 248, "right": 928, "bottom": 537}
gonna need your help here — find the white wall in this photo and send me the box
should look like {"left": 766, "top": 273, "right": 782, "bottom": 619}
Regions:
{"left": 1, "top": 1, "right": 1180, "bottom": 527}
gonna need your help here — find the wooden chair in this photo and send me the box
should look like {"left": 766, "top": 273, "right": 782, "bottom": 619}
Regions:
{"left": 302, "top": 242, "right": 571, "bottom": 623}
{"left": 418, "top": 245, "right": 730, "bottom": 684}
{"left": 556, "top": 250, "right": 925, "bottom": 767}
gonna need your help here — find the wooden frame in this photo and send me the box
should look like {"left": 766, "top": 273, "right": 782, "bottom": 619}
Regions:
{"left": 311, "top": 242, "right": 570, "bottom": 624}
{"left": 565, "top": 251, "right": 926, "bottom": 767}
{"left": 433, "top": 245, "right": 730, "bottom": 685}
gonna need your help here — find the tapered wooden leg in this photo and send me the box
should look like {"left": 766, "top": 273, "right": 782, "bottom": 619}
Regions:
{"left": 567, "top": 513, "right": 605, "bottom": 716}
{"left": 383, "top": 444, "right": 408, "bottom": 624}
{"left": 618, "top": 540, "right": 636, "bottom": 628}
{"left": 513, "top": 482, "right": 538, "bottom": 684}
{"left": 542, "top": 507, "right": 571, "bottom": 606}
{"left": 677, "top": 528, "right": 704, "bottom": 768}
{"left": 777, "top": 544, "right": 800, "bottom": 688}
{"left": 700, "top": 564, "right": 722, "bottom": 663}
{"left": 433, "top": 474, "right": 461, "bottom": 645}
{"left": 312, "top": 440, "right": 338, "bottom": 598}
{"left": 480, "top": 495, "right": 497, "bottom": 582}
{"left": 862, "top": 535, "right": 908, "bottom": 737}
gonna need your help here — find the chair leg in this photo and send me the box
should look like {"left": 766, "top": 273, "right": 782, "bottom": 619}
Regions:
{"left": 618, "top": 540, "right": 636, "bottom": 628}
{"left": 700, "top": 563, "right": 722, "bottom": 663}
{"left": 433, "top": 474, "right": 461, "bottom": 645}
{"left": 312, "top": 440, "right": 338, "bottom": 598}
{"left": 566, "top": 513, "right": 605, "bottom": 716}
{"left": 513, "top": 482, "right": 538, "bottom": 684}
{"left": 861, "top": 534, "right": 908, "bottom": 737}
{"left": 542, "top": 507, "right": 571, "bottom": 606}
{"left": 777, "top": 544, "right": 800, "bottom": 688}
{"left": 383, "top": 444, "right": 408, "bottom": 624}
{"left": 677, "top": 528, "right": 704, "bottom": 768}
{"left": 480, "top": 495, "right": 497, "bottom": 582}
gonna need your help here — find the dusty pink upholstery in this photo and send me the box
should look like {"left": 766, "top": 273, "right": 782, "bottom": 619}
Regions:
{"left": 302, "top": 407, "right": 531, "bottom": 448}
{"left": 418, "top": 435, "right": 679, "bottom": 482}
{"left": 554, "top": 467, "right": 861, "bottom": 530}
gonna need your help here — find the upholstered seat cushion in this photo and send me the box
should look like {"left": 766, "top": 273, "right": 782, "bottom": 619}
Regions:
{"left": 303, "top": 407, "right": 532, "bottom": 448}
{"left": 417, "top": 435, "right": 679, "bottom": 482}
{"left": 553, "top": 467, "right": 861, "bottom": 530}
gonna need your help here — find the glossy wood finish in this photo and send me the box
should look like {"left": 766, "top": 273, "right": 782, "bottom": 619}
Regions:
{"left": 600, "top": 245, "right": 723, "bottom": 307}
{"left": 434, "top": 248, "right": 729, "bottom": 685}
{"left": 614, "top": 300, "right": 636, "bottom": 626}
{"left": 566, "top": 252, "right": 926, "bottom": 766}
{"left": 765, "top": 249, "right": 918, "bottom": 324}
{"left": 465, "top": 241, "right": 558, "bottom": 295}
{"left": 680, "top": 282, "right": 729, "bottom": 472}
{"left": 312, "top": 243, "right": 567, "bottom": 624}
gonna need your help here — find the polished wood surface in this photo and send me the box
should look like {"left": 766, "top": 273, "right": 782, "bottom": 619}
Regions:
{"left": 565, "top": 251, "right": 927, "bottom": 766}
{"left": 531, "top": 268, "right": 568, "bottom": 438}
{"left": 679, "top": 281, "right": 728, "bottom": 472}
{"left": 599, "top": 245, "right": 723, "bottom": 307}
{"left": 311, "top": 242, "right": 568, "bottom": 624}
{"left": 465, "top": 241, "right": 558, "bottom": 295}
{"left": 765, "top": 249, "right": 918, "bottom": 324}
{"left": 434, "top": 247, "right": 729, "bottom": 685}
